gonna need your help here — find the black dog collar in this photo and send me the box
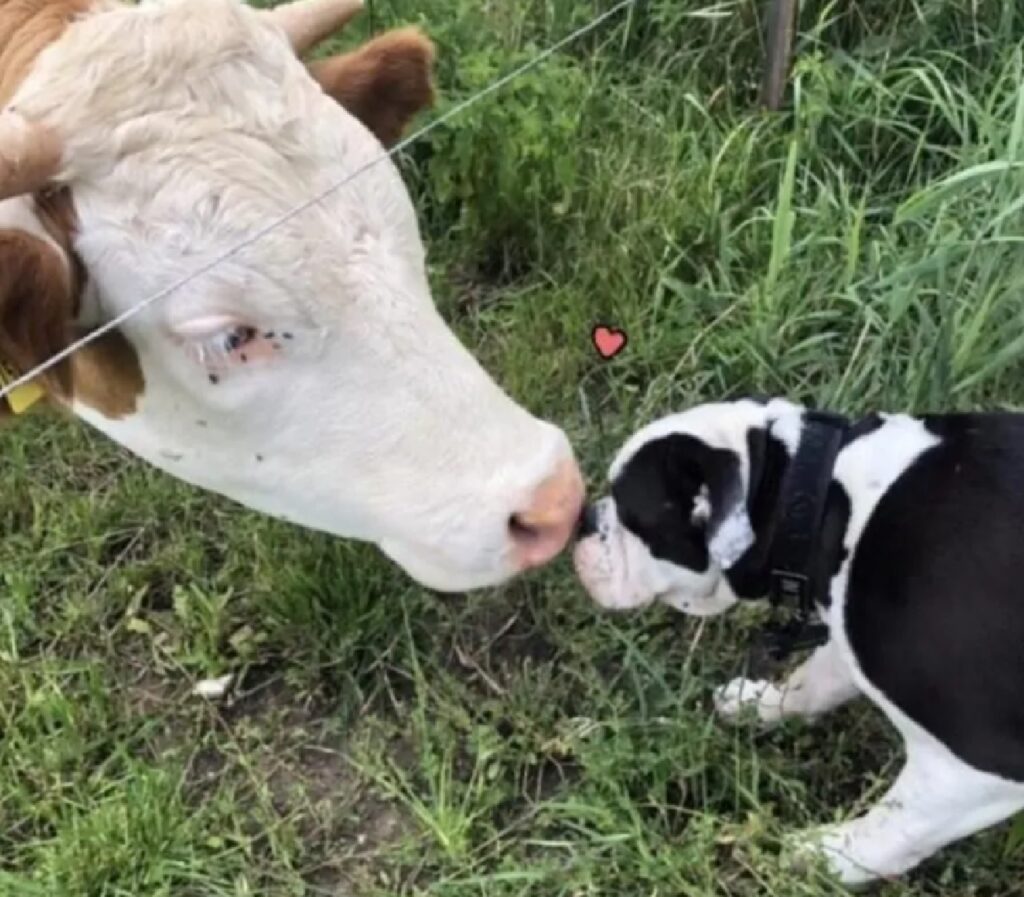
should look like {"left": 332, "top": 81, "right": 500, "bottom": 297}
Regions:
{"left": 766, "top": 410, "right": 850, "bottom": 616}
{"left": 751, "top": 409, "right": 850, "bottom": 661}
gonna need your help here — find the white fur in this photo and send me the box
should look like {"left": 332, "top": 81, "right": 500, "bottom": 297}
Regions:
{"left": 714, "top": 640, "right": 858, "bottom": 725}
{"left": 706, "top": 506, "right": 754, "bottom": 570}
{"left": 608, "top": 398, "right": 800, "bottom": 483}
{"left": 791, "top": 731, "right": 1024, "bottom": 887}
{"left": 8, "top": 0, "right": 578, "bottom": 591}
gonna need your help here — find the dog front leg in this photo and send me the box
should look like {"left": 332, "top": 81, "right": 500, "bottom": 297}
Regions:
{"left": 714, "top": 638, "right": 859, "bottom": 726}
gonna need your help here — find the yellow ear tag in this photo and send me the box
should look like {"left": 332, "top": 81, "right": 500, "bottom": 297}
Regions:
{"left": 0, "top": 363, "right": 45, "bottom": 414}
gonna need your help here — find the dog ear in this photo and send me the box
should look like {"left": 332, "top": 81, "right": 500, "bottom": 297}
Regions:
{"left": 702, "top": 451, "right": 755, "bottom": 570}
{"left": 672, "top": 441, "right": 754, "bottom": 570}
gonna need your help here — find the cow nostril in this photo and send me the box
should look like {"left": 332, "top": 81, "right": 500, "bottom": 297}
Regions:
{"left": 508, "top": 455, "right": 585, "bottom": 569}
{"left": 508, "top": 512, "right": 568, "bottom": 562}
{"left": 509, "top": 513, "right": 540, "bottom": 542}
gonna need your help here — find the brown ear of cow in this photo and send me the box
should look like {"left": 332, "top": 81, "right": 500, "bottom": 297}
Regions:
{"left": 309, "top": 27, "right": 436, "bottom": 148}
{"left": 0, "top": 228, "right": 75, "bottom": 409}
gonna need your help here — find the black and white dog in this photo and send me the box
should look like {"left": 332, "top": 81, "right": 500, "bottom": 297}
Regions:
{"left": 573, "top": 397, "right": 1024, "bottom": 887}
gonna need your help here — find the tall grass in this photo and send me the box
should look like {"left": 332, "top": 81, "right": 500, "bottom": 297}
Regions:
{"left": 2, "top": 1, "right": 1024, "bottom": 894}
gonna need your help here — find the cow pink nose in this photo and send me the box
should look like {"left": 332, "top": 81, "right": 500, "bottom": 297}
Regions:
{"left": 509, "top": 456, "right": 586, "bottom": 570}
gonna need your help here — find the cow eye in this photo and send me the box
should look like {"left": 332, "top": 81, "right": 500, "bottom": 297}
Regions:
{"left": 223, "top": 325, "right": 257, "bottom": 353}
{"left": 169, "top": 311, "right": 328, "bottom": 385}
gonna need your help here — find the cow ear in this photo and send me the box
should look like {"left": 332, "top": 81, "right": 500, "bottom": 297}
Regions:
{"left": 308, "top": 27, "right": 435, "bottom": 147}
{"left": 0, "top": 224, "right": 75, "bottom": 416}
{"left": 683, "top": 446, "right": 754, "bottom": 571}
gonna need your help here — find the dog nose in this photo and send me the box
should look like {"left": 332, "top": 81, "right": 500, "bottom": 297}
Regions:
{"left": 575, "top": 503, "right": 599, "bottom": 539}
{"left": 509, "top": 456, "right": 585, "bottom": 570}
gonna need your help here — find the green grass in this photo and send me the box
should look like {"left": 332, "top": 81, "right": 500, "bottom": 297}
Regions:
{"left": 4, "top": 0, "right": 1024, "bottom": 893}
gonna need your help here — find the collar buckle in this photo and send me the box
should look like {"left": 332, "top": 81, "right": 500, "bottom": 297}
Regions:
{"left": 746, "top": 407, "right": 851, "bottom": 664}
{"left": 769, "top": 567, "right": 811, "bottom": 612}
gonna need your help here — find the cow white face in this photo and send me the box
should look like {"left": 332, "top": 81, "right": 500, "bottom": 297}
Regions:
{"left": 0, "top": 0, "right": 584, "bottom": 592}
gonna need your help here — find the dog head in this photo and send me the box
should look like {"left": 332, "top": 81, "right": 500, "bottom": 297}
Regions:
{"left": 574, "top": 397, "right": 803, "bottom": 616}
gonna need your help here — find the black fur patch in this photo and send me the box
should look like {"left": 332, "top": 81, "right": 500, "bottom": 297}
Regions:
{"left": 611, "top": 434, "right": 744, "bottom": 573}
{"left": 846, "top": 413, "right": 1024, "bottom": 782}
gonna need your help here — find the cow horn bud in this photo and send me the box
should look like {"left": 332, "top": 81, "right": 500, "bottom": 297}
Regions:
{"left": 264, "top": 0, "right": 364, "bottom": 56}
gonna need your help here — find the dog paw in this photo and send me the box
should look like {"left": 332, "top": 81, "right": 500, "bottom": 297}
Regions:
{"left": 713, "top": 677, "right": 784, "bottom": 724}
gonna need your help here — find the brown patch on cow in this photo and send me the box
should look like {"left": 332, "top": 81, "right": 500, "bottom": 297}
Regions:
{"left": 0, "top": 1, "right": 89, "bottom": 394}
{"left": 0, "top": 207, "right": 144, "bottom": 421}
{"left": 32, "top": 151, "right": 144, "bottom": 419}
{"left": 34, "top": 184, "right": 91, "bottom": 305}
{"left": 68, "top": 327, "right": 145, "bottom": 419}
{"left": 0, "top": 0, "right": 95, "bottom": 105}
{"left": 33, "top": 187, "right": 77, "bottom": 251}
{"left": 0, "top": 226, "right": 74, "bottom": 398}
{"left": 0, "top": 2, "right": 109, "bottom": 423}
{"left": 309, "top": 27, "right": 436, "bottom": 148}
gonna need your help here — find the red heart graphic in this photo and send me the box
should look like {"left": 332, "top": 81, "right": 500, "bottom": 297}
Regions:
{"left": 592, "top": 325, "right": 627, "bottom": 360}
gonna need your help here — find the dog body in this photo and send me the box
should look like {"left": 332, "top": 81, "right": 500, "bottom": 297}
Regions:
{"left": 574, "top": 397, "right": 1024, "bottom": 886}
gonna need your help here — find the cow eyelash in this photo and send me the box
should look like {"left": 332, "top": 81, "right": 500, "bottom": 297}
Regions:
{"left": 190, "top": 325, "right": 259, "bottom": 367}
{"left": 223, "top": 325, "right": 258, "bottom": 353}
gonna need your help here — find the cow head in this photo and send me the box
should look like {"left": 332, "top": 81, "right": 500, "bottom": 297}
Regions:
{"left": 0, "top": 0, "right": 584, "bottom": 592}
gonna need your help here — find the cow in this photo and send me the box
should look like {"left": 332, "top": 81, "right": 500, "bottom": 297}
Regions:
{"left": 0, "top": 0, "right": 584, "bottom": 592}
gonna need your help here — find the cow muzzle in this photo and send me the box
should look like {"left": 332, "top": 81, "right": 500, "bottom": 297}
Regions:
{"left": 380, "top": 449, "right": 585, "bottom": 592}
